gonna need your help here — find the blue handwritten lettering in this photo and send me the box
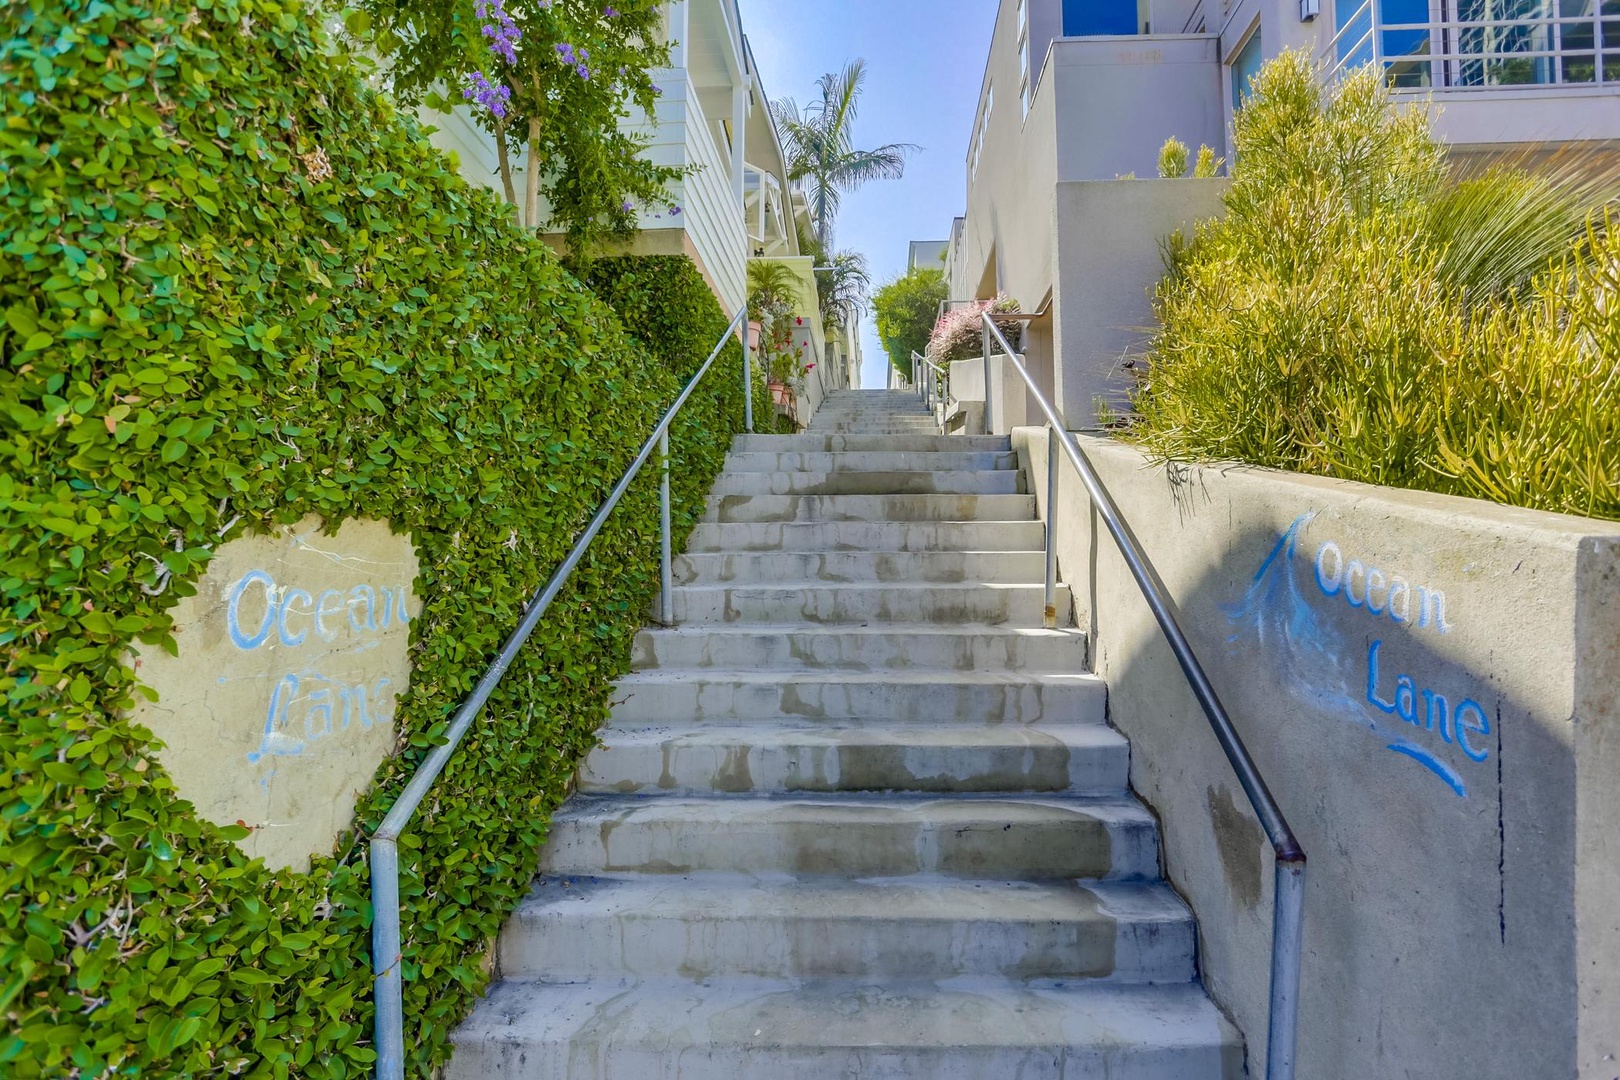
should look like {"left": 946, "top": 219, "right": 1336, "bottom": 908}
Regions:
{"left": 227, "top": 570, "right": 276, "bottom": 650}
{"left": 1315, "top": 543, "right": 1450, "bottom": 634}
{"left": 278, "top": 589, "right": 313, "bottom": 647}
{"left": 1387, "top": 742, "right": 1468, "bottom": 797}
{"left": 248, "top": 671, "right": 396, "bottom": 764}
{"left": 348, "top": 585, "right": 378, "bottom": 633}
{"left": 314, "top": 589, "right": 345, "bottom": 642}
{"left": 224, "top": 571, "right": 412, "bottom": 652}
{"left": 1367, "top": 639, "right": 1485, "bottom": 794}
{"left": 1454, "top": 699, "right": 1491, "bottom": 763}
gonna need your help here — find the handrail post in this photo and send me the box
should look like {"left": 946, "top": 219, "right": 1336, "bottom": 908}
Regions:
{"left": 981, "top": 320, "right": 994, "bottom": 435}
{"left": 743, "top": 320, "right": 754, "bottom": 434}
{"left": 370, "top": 836, "right": 404, "bottom": 1080}
{"left": 1044, "top": 425, "right": 1059, "bottom": 630}
{"left": 659, "top": 428, "right": 674, "bottom": 626}
{"left": 1267, "top": 856, "right": 1306, "bottom": 1080}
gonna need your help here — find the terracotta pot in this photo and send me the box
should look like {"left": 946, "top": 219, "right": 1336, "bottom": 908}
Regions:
{"left": 747, "top": 321, "right": 762, "bottom": 350}
{"left": 768, "top": 381, "right": 791, "bottom": 406}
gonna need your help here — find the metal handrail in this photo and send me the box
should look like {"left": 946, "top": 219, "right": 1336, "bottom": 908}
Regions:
{"left": 369, "top": 307, "right": 748, "bottom": 1080}
{"left": 981, "top": 313, "right": 1306, "bottom": 1080}
{"left": 910, "top": 350, "right": 947, "bottom": 423}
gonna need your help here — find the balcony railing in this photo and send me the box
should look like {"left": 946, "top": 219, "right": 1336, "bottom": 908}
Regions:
{"left": 1325, "top": 0, "right": 1618, "bottom": 90}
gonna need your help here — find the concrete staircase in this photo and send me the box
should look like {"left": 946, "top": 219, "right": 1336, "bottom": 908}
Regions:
{"left": 447, "top": 390, "right": 1244, "bottom": 1079}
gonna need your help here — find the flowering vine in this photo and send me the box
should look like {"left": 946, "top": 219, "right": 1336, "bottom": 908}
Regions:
{"left": 366, "top": 0, "right": 684, "bottom": 263}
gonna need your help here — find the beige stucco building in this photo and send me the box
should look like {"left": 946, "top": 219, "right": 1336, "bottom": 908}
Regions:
{"left": 948, "top": 0, "right": 1620, "bottom": 430}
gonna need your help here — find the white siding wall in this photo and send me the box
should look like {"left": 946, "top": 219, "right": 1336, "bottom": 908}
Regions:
{"left": 627, "top": 71, "right": 747, "bottom": 318}
{"left": 418, "top": 102, "right": 508, "bottom": 198}
{"left": 421, "top": 71, "right": 748, "bottom": 318}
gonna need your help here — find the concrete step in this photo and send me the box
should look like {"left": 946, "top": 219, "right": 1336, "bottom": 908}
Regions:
{"left": 708, "top": 471, "right": 1023, "bottom": 496}
{"left": 608, "top": 670, "right": 1106, "bottom": 725}
{"left": 704, "top": 493, "right": 1036, "bottom": 524}
{"left": 733, "top": 434, "right": 1010, "bottom": 453}
{"left": 809, "top": 407, "right": 933, "bottom": 417}
{"left": 811, "top": 426, "right": 943, "bottom": 435}
{"left": 811, "top": 402, "right": 931, "bottom": 409}
{"left": 684, "top": 520, "right": 1048, "bottom": 553}
{"left": 674, "top": 549, "right": 1047, "bottom": 585}
{"left": 540, "top": 794, "right": 1159, "bottom": 880}
{"left": 667, "top": 582, "right": 1071, "bottom": 626}
{"left": 498, "top": 875, "right": 1194, "bottom": 982}
{"left": 579, "top": 721, "right": 1127, "bottom": 795}
{"left": 630, "top": 624, "right": 1088, "bottom": 672}
{"left": 446, "top": 978, "right": 1243, "bottom": 1080}
{"left": 724, "top": 450, "right": 1018, "bottom": 472}
{"left": 812, "top": 416, "right": 939, "bottom": 426}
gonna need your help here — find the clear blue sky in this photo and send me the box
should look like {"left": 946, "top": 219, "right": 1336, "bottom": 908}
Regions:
{"left": 736, "top": 0, "right": 996, "bottom": 388}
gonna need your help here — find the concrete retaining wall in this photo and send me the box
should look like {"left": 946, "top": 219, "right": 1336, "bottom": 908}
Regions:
{"left": 1012, "top": 428, "right": 1620, "bottom": 1080}
{"left": 947, "top": 354, "right": 1034, "bottom": 435}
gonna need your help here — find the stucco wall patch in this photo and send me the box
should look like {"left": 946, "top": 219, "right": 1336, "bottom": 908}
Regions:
{"left": 130, "top": 515, "right": 420, "bottom": 873}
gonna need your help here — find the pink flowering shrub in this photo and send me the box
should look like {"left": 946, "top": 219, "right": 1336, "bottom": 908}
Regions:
{"left": 927, "top": 295, "right": 1023, "bottom": 364}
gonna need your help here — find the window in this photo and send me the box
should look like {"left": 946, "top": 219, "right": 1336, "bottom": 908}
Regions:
{"left": 1018, "top": 0, "right": 1031, "bottom": 115}
{"left": 1230, "top": 25, "right": 1264, "bottom": 110}
{"left": 1063, "top": 0, "right": 1136, "bottom": 35}
{"left": 971, "top": 83, "right": 994, "bottom": 177}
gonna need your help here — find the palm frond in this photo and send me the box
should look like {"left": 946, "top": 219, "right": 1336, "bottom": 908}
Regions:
{"left": 771, "top": 58, "right": 916, "bottom": 251}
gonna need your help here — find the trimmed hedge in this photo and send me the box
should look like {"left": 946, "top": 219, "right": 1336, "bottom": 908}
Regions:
{"left": 0, "top": 0, "right": 766, "bottom": 1076}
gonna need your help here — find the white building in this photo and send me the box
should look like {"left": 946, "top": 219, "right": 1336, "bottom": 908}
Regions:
{"left": 947, "top": 0, "right": 1620, "bottom": 431}
{"left": 421, "top": 0, "right": 839, "bottom": 362}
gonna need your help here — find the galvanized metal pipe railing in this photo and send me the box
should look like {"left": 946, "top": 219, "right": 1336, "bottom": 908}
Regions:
{"left": 911, "top": 351, "right": 947, "bottom": 432}
{"left": 981, "top": 313, "right": 1306, "bottom": 1080}
{"left": 369, "top": 307, "right": 747, "bottom": 1080}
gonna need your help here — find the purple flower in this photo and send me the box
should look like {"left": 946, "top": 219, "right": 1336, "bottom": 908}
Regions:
{"left": 555, "top": 42, "right": 576, "bottom": 64}
{"left": 621, "top": 199, "right": 635, "bottom": 213}
{"left": 604, "top": 6, "right": 619, "bottom": 16}
{"left": 669, "top": 205, "right": 682, "bottom": 216}
{"left": 577, "top": 63, "right": 592, "bottom": 79}
{"left": 475, "top": 0, "right": 520, "bottom": 65}
{"left": 463, "top": 70, "right": 511, "bottom": 119}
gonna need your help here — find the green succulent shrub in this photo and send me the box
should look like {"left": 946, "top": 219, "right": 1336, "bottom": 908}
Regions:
{"left": 1157, "top": 137, "right": 1190, "bottom": 179}
{"left": 0, "top": 0, "right": 766, "bottom": 1076}
{"left": 1130, "top": 51, "right": 1620, "bottom": 521}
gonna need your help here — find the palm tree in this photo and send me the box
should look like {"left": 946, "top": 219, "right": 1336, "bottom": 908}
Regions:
{"left": 772, "top": 60, "right": 917, "bottom": 250}
{"left": 816, "top": 251, "right": 871, "bottom": 334}
{"left": 747, "top": 260, "right": 799, "bottom": 320}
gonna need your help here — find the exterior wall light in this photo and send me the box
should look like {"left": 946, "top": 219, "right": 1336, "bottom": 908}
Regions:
{"left": 1300, "top": 0, "right": 1320, "bottom": 19}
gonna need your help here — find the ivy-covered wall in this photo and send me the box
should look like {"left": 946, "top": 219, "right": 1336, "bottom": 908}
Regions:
{"left": 0, "top": 0, "right": 770, "bottom": 1075}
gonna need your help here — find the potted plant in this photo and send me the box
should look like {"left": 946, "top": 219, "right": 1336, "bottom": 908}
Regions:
{"left": 748, "top": 261, "right": 802, "bottom": 412}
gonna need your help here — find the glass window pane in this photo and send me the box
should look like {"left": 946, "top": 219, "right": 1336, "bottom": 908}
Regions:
{"left": 1064, "top": 0, "right": 1137, "bottom": 35}
{"left": 1232, "top": 29, "right": 1265, "bottom": 110}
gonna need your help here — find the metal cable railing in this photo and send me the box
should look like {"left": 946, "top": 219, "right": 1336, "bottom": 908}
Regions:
{"left": 981, "top": 313, "right": 1306, "bottom": 1080}
{"left": 369, "top": 308, "right": 748, "bottom": 1080}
